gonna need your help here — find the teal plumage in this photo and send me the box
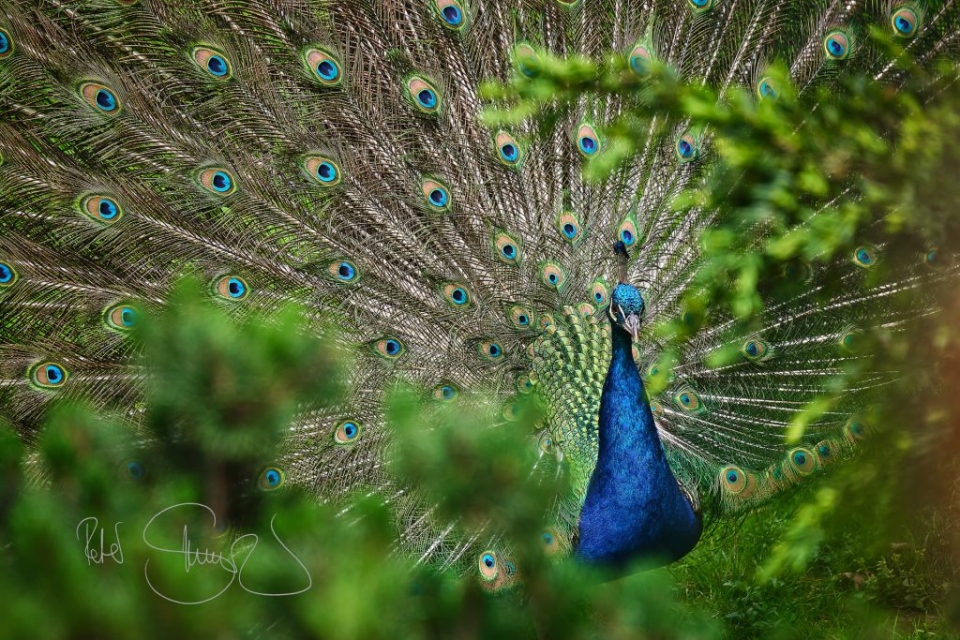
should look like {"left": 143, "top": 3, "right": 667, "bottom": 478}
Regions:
{"left": 0, "top": 0, "right": 956, "bottom": 584}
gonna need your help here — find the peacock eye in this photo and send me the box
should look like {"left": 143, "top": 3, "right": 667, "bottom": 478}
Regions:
{"left": 105, "top": 303, "right": 138, "bottom": 331}
{"left": 756, "top": 77, "right": 778, "bottom": 100}
{"left": 198, "top": 168, "right": 237, "bottom": 195}
{"left": 591, "top": 280, "right": 609, "bottom": 307}
{"left": 334, "top": 420, "right": 362, "bottom": 444}
{"left": 433, "top": 383, "right": 458, "bottom": 401}
{"left": 618, "top": 217, "right": 638, "bottom": 247}
{"left": 80, "top": 82, "right": 120, "bottom": 114}
{"left": 374, "top": 338, "right": 406, "bottom": 359}
{"left": 629, "top": 45, "right": 652, "bottom": 77}
{"left": 0, "top": 28, "right": 13, "bottom": 59}
{"left": 495, "top": 131, "right": 522, "bottom": 166}
{"left": 817, "top": 442, "right": 832, "bottom": 459}
{"left": 538, "top": 431, "right": 554, "bottom": 454}
{"left": 891, "top": 7, "right": 919, "bottom": 37}
{"left": 304, "top": 156, "right": 342, "bottom": 187}
{"left": 823, "top": 30, "right": 850, "bottom": 60}
{"left": 407, "top": 76, "right": 441, "bottom": 113}
{"left": 328, "top": 260, "right": 359, "bottom": 283}
{"left": 844, "top": 417, "right": 866, "bottom": 443}
{"left": 676, "top": 132, "right": 698, "bottom": 161}
{"left": 576, "top": 124, "right": 600, "bottom": 157}
{"left": 192, "top": 47, "right": 233, "bottom": 79}
{"left": 674, "top": 387, "right": 703, "bottom": 413}
{"left": 479, "top": 340, "right": 505, "bottom": 361}
{"left": 509, "top": 305, "right": 534, "bottom": 329}
{"left": 303, "top": 47, "right": 343, "bottom": 86}
{"left": 258, "top": 466, "right": 286, "bottom": 491}
{"left": 514, "top": 43, "right": 539, "bottom": 77}
{"left": 838, "top": 325, "right": 861, "bottom": 353}
{"left": 31, "top": 362, "right": 68, "bottom": 389}
{"left": 494, "top": 232, "right": 521, "bottom": 264}
{"left": 650, "top": 400, "right": 665, "bottom": 419}
{"left": 788, "top": 447, "right": 817, "bottom": 475}
{"left": 422, "top": 179, "right": 452, "bottom": 212}
{"left": 0, "top": 261, "right": 19, "bottom": 287}
{"left": 540, "top": 262, "right": 567, "bottom": 291}
{"left": 517, "top": 372, "right": 537, "bottom": 394}
{"left": 853, "top": 245, "right": 878, "bottom": 268}
{"left": 557, "top": 211, "right": 583, "bottom": 244}
{"left": 215, "top": 275, "right": 249, "bottom": 301}
{"left": 537, "top": 313, "right": 554, "bottom": 332}
{"left": 718, "top": 465, "right": 754, "bottom": 497}
{"left": 436, "top": 0, "right": 467, "bottom": 30}
{"left": 687, "top": 0, "right": 714, "bottom": 11}
{"left": 443, "top": 283, "right": 472, "bottom": 307}
{"left": 122, "top": 460, "right": 145, "bottom": 482}
{"left": 479, "top": 551, "right": 498, "bottom": 580}
{"left": 81, "top": 195, "right": 124, "bottom": 224}
{"left": 741, "top": 338, "right": 771, "bottom": 362}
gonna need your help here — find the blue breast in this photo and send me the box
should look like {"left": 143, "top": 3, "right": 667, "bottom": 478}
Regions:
{"left": 575, "top": 323, "right": 702, "bottom": 567}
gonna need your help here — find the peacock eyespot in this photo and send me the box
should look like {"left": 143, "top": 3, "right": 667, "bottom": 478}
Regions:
{"left": 650, "top": 401, "right": 665, "bottom": 418}
{"left": 891, "top": 7, "right": 919, "bottom": 37}
{"left": 674, "top": 387, "right": 703, "bottom": 412}
{"left": 328, "top": 260, "right": 359, "bottom": 283}
{"left": 479, "top": 340, "right": 504, "bottom": 361}
{"left": 618, "top": 217, "right": 638, "bottom": 247}
{"left": 687, "top": 0, "right": 714, "bottom": 12}
{"left": 538, "top": 431, "right": 554, "bottom": 454}
{"left": 576, "top": 124, "right": 600, "bottom": 157}
{"left": 676, "top": 132, "right": 698, "bottom": 162}
{"left": 514, "top": 44, "right": 539, "bottom": 77}
{"left": 80, "top": 82, "right": 120, "bottom": 114}
{"left": 81, "top": 195, "right": 124, "bottom": 224}
{"left": 557, "top": 212, "right": 583, "bottom": 244}
{"left": 590, "top": 280, "right": 609, "bottom": 307}
{"left": 433, "top": 383, "right": 458, "bottom": 401}
{"left": 853, "top": 245, "right": 877, "bottom": 268}
{"left": 540, "top": 262, "right": 567, "bottom": 290}
{"left": 844, "top": 417, "right": 866, "bottom": 443}
{"left": 817, "top": 443, "right": 832, "bottom": 458}
{"left": 0, "top": 262, "right": 18, "bottom": 287}
{"left": 105, "top": 303, "right": 138, "bottom": 331}
{"left": 719, "top": 465, "right": 754, "bottom": 496}
{"left": 838, "top": 325, "right": 861, "bottom": 353}
{"left": 258, "top": 466, "right": 285, "bottom": 491}
{"left": 742, "top": 339, "right": 770, "bottom": 362}
{"left": 0, "top": 28, "right": 13, "bottom": 58}
{"left": 422, "top": 179, "right": 452, "bottom": 212}
{"left": 924, "top": 248, "right": 940, "bottom": 268}
{"left": 495, "top": 131, "right": 522, "bottom": 167}
{"left": 789, "top": 447, "right": 816, "bottom": 474}
{"left": 509, "top": 305, "right": 535, "bottom": 330}
{"left": 304, "top": 156, "right": 342, "bottom": 187}
{"left": 478, "top": 551, "right": 499, "bottom": 580}
{"left": 123, "top": 460, "right": 145, "bottom": 482}
{"left": 630, "top": 45, "right": 652, "bottom": 77}
{"left": 436, "top": 0, "right": 467, "bottom": 30}
{"left": 334, "top": 420, "right": 362, "bottom": 444}
{"left": 443, "top": 283, "right": 472, "bottom": 307}
{"left": 757, "top": 77, "right": 779, "bottom": 100}
{"left": 303, "top": 48, "right": 343, "bottom": 87}
{"left": 407, "top": 76, "right": 441, "bottom": 114}
{"left": 823, "top": 30, "right": 851, "bottom": 60}
{"left": 374, "top": 338, "right": 406, "bottom": 359}
{"left": 493, "top": 232, "right": 521, "bottom": 264}
{"left": 198, "top": 168, "right": 237, "bottom": 195}
{"left": 213, "top": 276, "right": 249, "bottom": 301}
{"left": 31, "top": 362, "right": 68, "bottom": 389}
{"left": 193, "top": 47, "right": 233, "bottom": 79}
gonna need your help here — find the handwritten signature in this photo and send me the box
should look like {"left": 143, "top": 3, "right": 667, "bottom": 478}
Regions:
{"left": 77, "top": 503, "right": 313, "bottom": 604}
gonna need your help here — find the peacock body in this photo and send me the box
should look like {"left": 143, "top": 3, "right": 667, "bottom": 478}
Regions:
{"left": 0, "top": 0, "right": 955, "bottom": 586}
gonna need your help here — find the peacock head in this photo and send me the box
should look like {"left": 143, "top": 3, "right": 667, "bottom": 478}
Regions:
{"left": 609, "top": 283, "right": 645, "bottom": 341}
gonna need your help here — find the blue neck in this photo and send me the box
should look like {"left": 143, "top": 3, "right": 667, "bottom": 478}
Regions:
{"left": 574, "top": 321, "right": 701, "bottom": 567}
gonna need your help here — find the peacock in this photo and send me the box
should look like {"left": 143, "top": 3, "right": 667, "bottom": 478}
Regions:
{"left": 0, "top": 0, "right": 955, "bottom": 590}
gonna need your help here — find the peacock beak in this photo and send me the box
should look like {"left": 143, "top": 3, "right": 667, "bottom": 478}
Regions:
{"left": 624, "top": 313, "right": 640, "bottom": 342}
